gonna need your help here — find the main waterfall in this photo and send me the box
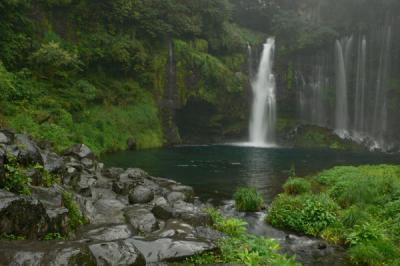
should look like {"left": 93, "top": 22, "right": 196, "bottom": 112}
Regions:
{"left": 249, "top": 38, "right": 276, "bottom": 146}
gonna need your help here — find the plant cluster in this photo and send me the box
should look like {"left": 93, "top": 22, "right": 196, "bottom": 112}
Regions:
{"left": 234, "top": 187, "right": 264, "bottom": 212}
{"left": 62, "top": 192, "right": 87, "bottom": 232}
{"left": 184, "top": 208, "right": 299, "bottom": 266}
{"left": 266, "top": 165, "right": 400, "bottom": 265}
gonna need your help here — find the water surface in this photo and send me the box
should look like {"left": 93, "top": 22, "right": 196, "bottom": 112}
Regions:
{"left": 102, "top": 145, "right": 399, "bottom": 203}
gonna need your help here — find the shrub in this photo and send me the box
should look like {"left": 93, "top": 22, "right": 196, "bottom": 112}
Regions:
{"left": 346, "top": 222, "right": 385, "bottom": 246}
{"left": 341, "top": 206, "right": 371, "bottom": 228}
{"left": 62, "top": 192, "right": 86, "bottom": 231}
{"left": 283, "top": 178, "right": 311, "bottom": 195}
{"left": 1, "top": 154, "right": 31, "bottom": 195}
{"left": 234, "top": 187, "right": 264, "bottom": 212}
{"left": 206, "top": 208, "right": 247, "bottom": 237}
{"left": 348, "top": 239, "right": 399, "bottom": 266}
{"left": 266, "top": 194, "right": 339, "bottom": 236}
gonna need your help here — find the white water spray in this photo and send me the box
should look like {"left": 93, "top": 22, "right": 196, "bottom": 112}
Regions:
{"left": 249, "top": 38, "right": 276, "bottom": 146}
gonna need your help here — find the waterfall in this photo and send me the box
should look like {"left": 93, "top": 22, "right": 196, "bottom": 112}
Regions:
{"left": 249, "top": 38, "right": 276, "bottom": 146}
{"left": 372, "top": 26, "right": 392, "bottom": 146}
{"left": 354, "top": 36, "right": 367, "bottom": 134}
{"left": 334, "top": 40, "right": 350, "bottom": 136}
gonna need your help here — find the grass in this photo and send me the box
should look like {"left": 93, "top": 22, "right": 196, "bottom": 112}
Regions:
{"left": 266, "top": 164, "right": 400, "bottom": 266}
{"left": 234, "top": 187, "right": 264, "bottom": 212}
{"left": 183, "top": 208, "right": 299, "bottom": 266}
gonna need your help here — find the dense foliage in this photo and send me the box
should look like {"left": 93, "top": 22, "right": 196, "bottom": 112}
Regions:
{"left": 267, "top": 165, "right": 400, "bottom": 265}
{"left": 184, "top": 208, "right": 299, "bottom": 266}
{"left": 234, "top": 187, "right": 264, "bottom": 212}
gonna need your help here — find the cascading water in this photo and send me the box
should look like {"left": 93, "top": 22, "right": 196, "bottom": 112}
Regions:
{"left": 334, "top": 39, "right": 350, "bottom": 136}
{"left": 372, "top": 26, "right": 392, "bottom": 147}
{"left": 353, "top": 36, "right": 367, "bottom": 134}
{"left": 249, "top": 38, "right": 276, "bottom": 146}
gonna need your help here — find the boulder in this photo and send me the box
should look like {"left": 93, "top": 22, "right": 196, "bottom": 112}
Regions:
{"left": 64, "top": 144, "right": 94, "bottom": 160}
{"left": 47, "top": 245, "right": 97, "bottom": 266}
{"left": 83, "top": 224, "right": 133, "bottom": 241}
{"left": 121, "top": 168, "right": 148, "bottom": 180}
{"left": 30, "top": 185, "right": 64, "bottom": 208}
{"left": 79, "top": 198, "right": 126, "bottom": 225}
{"left": 73, "top": 174, "right": 96, "bottom": 197}
{"left": 127, "top": 138, "right": 137, "bottom": 150}
{"left": 0, "top": 190, "right": 49, "bottom": 239}
{"left": 89, "top": 241, "right": 146, "bottom": 266}
{"left": 166, "top": 191, "right": 186, "bottom": 203}
{"left": 151, "top": 204, "right": 173, "bottom": 220}
{"left": 125, "top": 237, "right": 215, "bottom": 263}
{"left": 128, "top": 186, "right": 154, "bottom": 204}
{"left": 125, "top": 208, "right": 158, "bottom": 233}
{"left": 15, "top": 134, "right": 44, "bottom": 165}
{"left": 172, "top": 201, "right": 212, "bottom": 226}
{"left": 103, "top": 167, "right": 125, "bottom": 180}
{"left": 41, "top": 151, "right": 65, "bottom": 174}
{"left": 0, "top": 129, "right": 14, "bottom": 144}
{"left": 46, "top": 207, "right": 69, "bottom": 234}
{"left": 112, "top": 180, "right": 134, "bottom": 195}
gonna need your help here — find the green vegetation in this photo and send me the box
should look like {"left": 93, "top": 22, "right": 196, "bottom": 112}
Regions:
{"left": 267, "top": 165, "right": 400, "bottom": 265}
{"left": 283, "top": 178, "right": 312, "bottom": 195}
{"left": 62, "top": 191, "right": 87, "bottom": 232}
{"left": 234, "top": 187, "right": 264, "bottom": 212}
{"left": 0, "top": 233, "right": 26, "bottom": 241}
{"left": 1, "top": 154, "right": 32, "bottom": 195}
{"left": 43, "top": 232, "right": 66, "bottom": 241}
{"left": 184, "top": 208, "right": 299, "bottom": 266}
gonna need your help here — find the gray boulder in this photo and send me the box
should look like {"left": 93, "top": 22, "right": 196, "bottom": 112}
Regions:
{"left": 15, "top": 134, "right": 44, "bottom": 165}
{"left": 41, "top": 150, "right": 65, "bottom": 174}
{"left": 89, "top": 241, "right": 145, "bottom": 266}
{"left": 0, "top": 129, "right": 14, "bottom": 144}
{"left": 128, "top": 186, "right": 154, "bottom": 204}
{"left": 125, "top": 208, "right": 158, "bottom": 233}
{"left": 166, "top": 191, "right": 186, "bottom": 203}
{"left": 103, "top": 167, "right": 125, "bottom": 180}
{"left": 0, "top": 190, "right": 49, "bottom": 239}
{"left": 64, "top": 144, "right": 94, "bottom": 160}
{"left": 125, "top": 237, "right": 215, "bottom": 263}
{"left": 83, "top": 224, "right": 133, "bottom": 241}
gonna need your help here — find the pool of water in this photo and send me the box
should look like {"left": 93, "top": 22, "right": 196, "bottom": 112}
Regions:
{"left": 102, "top": 145, "right": 400, "bottom": 204}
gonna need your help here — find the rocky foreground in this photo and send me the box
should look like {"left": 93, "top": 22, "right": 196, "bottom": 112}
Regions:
{"left": 0, "top": 129, "right": 223, "bottom": 265}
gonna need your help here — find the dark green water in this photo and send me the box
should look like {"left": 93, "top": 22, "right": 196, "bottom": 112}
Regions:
{"left": 102, "top": 145, "right": 400, "bottom": 203}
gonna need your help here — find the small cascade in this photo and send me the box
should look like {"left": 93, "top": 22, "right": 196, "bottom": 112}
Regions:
{"left": 354, "top": 36, "right": 367, "bottom": 134}
{"left": 247, "top": 43, "right": 254, "bottom": 79}
{"left": 249, "top": 38, "right": 277, "bottom": 146}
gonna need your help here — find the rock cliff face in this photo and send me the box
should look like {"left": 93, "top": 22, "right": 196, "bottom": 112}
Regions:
{"left": 0, "top": 129, "right": 222, "bottom": 265}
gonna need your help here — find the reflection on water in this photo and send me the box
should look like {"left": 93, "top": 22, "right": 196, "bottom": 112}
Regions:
{"left": 102, "top": 145, "right": 399, "bottom": 203}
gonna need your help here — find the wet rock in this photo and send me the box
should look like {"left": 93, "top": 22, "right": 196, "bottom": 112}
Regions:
{"left": 42, "top": 150, "right": 65, "bottom": 174}
{"left": 103, "top": 167, "right": 125, "bottom": 180}
{"left": 11, "top": 251, "right": 45, "bottom": 266}
{"left": 0, "top": 190, "right": 49, "bottom": 239}
{"left": 156, "top": 220, "right": 194, "bottom": 239}
{"left": 46, "top": 207, "right": 69, "bottom": 234}
{"left": 129, "top": 185, "right": 154, "bottom": 204}
{"left": 0, "top": 129, "right": 14, "bottom": 144}
{"left": 73, "top": 174, "right": 96, "bottom": 197}
{"left": 0, "top": 132, "right": 10, "bottom": 144}
{"left": 112, "top": 180, "right": 134, "bottom": 195}
{"left": 127, "top": 138, "right": 136, "bottom": 150}
{"left": 121, "top": 168, "right": 148, "bottom": 180}
{"left": 125, "top": 208, "right": 158, "bottom": 233}
{"left": 81, "top": 198, "right": 126, "bottom": 224}
{"left": 31, "top": 185, "right": 64, "bottom": 208}
{"left": 151, "top": 204, "right": 173, "bottom": 220}
{"left": 15, "top": 134, "right": 44, "bottom": 165}
{"left": 170, "top": 185, "right": 194, "bottom": 198}
{"left": 195, "top": 226, "right": 225, "bottom": 241}
{"left": 64, "top": 144, "right": 94, "bottom": 160}
{"left": 47, "top": 245, "right": 97, "bottom": 266}
{"left": 125, "top": 237, "right": 215, "bottom": 263}
{"left": 83, "top": 224, "right": 133, "bottom": 241}
{"left": 172, "top": 201, "right": 212, "bottom": 226}
{"left": 89, "top": 241, "right": 146, "bottom": 266}
{"left": 166, "top": 191, "right": 186, "bottom": 203}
